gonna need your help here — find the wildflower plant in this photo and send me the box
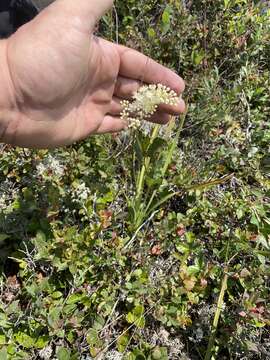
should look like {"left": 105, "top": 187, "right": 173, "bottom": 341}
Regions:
{"left": 120, "top": 84, "right": 179, "bottom": 129}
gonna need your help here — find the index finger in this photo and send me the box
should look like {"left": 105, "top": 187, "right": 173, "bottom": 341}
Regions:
{"left": 115, "top": 44, "right": 185, "bottom": 95}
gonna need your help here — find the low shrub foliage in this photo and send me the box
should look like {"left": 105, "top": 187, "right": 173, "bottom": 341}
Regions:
{"left": 0, "top": 0, "right": 269, "bottom": 359}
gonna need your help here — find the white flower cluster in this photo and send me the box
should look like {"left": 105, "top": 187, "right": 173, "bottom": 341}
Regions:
{"left": 36, "top": 154, "right": 65, "bottom": 179}
{"left": 120, "top": 84, "right": 179, "bottom": 129}
{"left": 38, "top": 346, "right": 53, "bottom": 360}
{"left": 71, "top": 182, "right": 91, "bottom": 204}
{"left": 147, "top": 327, "right": 185, "bottom": 358}
{"left": 0, "top": 180, "right": 18, "bottom": 211}
{"left": 105, "top": 350, "right": 123, "bottom": 360}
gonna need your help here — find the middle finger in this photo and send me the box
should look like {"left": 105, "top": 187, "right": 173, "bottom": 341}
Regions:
{"left": 114, "top": 76, "right": 141, "bottom": 99}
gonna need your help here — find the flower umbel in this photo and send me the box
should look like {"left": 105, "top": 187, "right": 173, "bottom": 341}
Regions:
{"left": 120, "top": 84, "right": 179, "bottom": 129}
{"left": 36, "top": 154, "right": 65, "bottom": 179}
{"left": 71, "top": 182, "right": 91, "bottom": 204}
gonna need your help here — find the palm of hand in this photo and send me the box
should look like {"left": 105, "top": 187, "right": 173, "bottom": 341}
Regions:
{"left": 7, "top": 14, "right": 123, "bottom": 147}
{"left": 4, "top": 1, "right": 185, "bottom": 148}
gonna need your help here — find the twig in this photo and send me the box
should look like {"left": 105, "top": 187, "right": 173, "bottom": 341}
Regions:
{"left": 124, "top": 210, "right": 159, "bottom": 249}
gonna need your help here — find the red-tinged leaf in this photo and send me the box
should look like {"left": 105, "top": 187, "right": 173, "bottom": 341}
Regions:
{"left": 111, "top": 231, "right": 117, "bottom": 240}
{"left": 239, "top": 311, "right": 247, "bottom": 318}
{"left": 99, "top": 210, "right": 113, "bottom": 229}
{"left": 176, "top": 225, "right": 186, "bottom": 237}
{"left": 151, "top": 244, "right": 162, "bottom": 256}
{"left": 249, "top": 306, "right": 265, "bottom": 315}
{"left": 249, "top": 234, "right": 258, "bottom": 242}
{"left": 200, "top": 278, "right": 208, "bottom": 288}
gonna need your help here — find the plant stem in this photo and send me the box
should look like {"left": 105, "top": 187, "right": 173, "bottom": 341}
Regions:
{"left": 204, "top": 268, "right": 228, "bottom": 360}
{"left": 135, "top": 125, "right": 160, "bottom": 203}
{"left": 144, "top": 113, "right": 187, "bottom": 217}
{"left": 161, "top": 114, "right": 186, "bottom": 177}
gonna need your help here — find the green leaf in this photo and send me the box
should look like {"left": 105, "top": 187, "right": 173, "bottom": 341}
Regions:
{"left": 32, "top": 231, "right": 49, "bottom": 259}
{"left": 133, "top": 305, "right": 144, "bottom": 317}
{"left": 148, "top": 138, "right": 167, "bottom": 159}
{"left": 117, "top": 334, "right": 129, "bottom": 353}
{"left": 48, "top": 307, "right": 61, "bottom": 329}
{"left": 6, "top": 344, "right": 16, "bottom": 356}
{"left": 152, "top": 347, "right": 168, "bottom": 360}
{"left": 125, "top": 353, "right": 136, "bottom": 360}
{"left": 161, "top": 6, "right": 172, "bottom": 34}
{"left": 0, "top": 313, "right": 11, "bottom": 329}
{"left": 152, "top": 348, "right": 162, "bottom": 359}
{"left": 66, "top": 294, "right": 83, "bottom": 305}
{"left": 185, "top": 232, "right": 196, "bottom": 244}
{"left": 126, "top": 305, "right": 145, "bottom": 329}
{"left": 0, "top": 348, "right": 7, "bottom": 360}
{"left": 132, "top": 348, "right": 146, "bottom": 359}
{"left": 56, "top": 347, "right": 71, "bottom": 360}
{"left": 126, "top": 312, "right": 135, "bottom": 324}
{"left": 51, "top": 291, "right": 63, "bottom": 300}
{"left": 147, "top": 28, "right": 156, "bottom": 38}
{"left": 86, "top": 328, "right": 102, "bottom": 348}
{"left": 236, "top": 208, "right": 244, "bottom": 219}
{"left": 257, "top": 235, "right": 270, "bottom": 250}
{"left": 191, "top": 49, "right": 205, "bottom": 66}
{"left": 35, "top": 335, "right": 50, "bottom": 349}
{"left": 0, "top": 335, "right": 6, "bottom": 345}
{"left": 162, "top": 7, "right": 171, "bottom": 25}
{"left": 187, "top": 265, "right": 200, "bottom": 276}
{"left": 250, "top": 213, "right": 260, "bottom": 227}
{"left": 14, "top": 332, "right": 35, "bottom": 348}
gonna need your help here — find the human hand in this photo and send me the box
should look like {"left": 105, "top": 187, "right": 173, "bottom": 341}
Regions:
{"left": 1, "top": 0, "right": 185, "bottom": 148}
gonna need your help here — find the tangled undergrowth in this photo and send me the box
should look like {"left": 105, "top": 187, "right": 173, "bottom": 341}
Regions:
{"left": 0, "top": 1, "right": 269, "bottom": 359}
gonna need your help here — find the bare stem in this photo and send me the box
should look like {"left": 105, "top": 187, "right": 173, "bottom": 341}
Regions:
{"left": 204, "top": 268, "right": 228, "bottom": 360}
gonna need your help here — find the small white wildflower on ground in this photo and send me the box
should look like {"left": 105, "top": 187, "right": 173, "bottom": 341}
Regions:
{"left": 194, "top": 327, "right": 204, "bottom": 342}
{"left": 149, "top": 258, "right": 175, "bottom": 285}
{"left": 155, "top": 327, "right": 185, "bottom": 358}
{"left": 0, "top": 180, "right": 18, "bottom": 211}
{"left": 104, "top": 350, "right": 123, "bottom": 360}
{"left": 71, "top": 182, "right": 91, "bottom": 204}
{"left": 38, "top": 346, "right": 53, "bottom": 360}
{"left": 36, "top": 154, "right": 65, "bottom": 178}
{"left": 158, "top": 327, "right": 170, "bottom": 343}
{"left": 121, "top": 84, "right": 179, "bottom": 129}
{"left": 0, "top": 193, "right": 7, "bottom": 210}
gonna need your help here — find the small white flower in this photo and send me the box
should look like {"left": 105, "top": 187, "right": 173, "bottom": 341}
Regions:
{"left": 0, "top": 193, "right": 7, "bottom": 210}
{"left": 0, "top": 180, "right": 18, "bottom": 211}
{"left": 121, "top": 84, "right": 179, "bottom": 129}
{"left": 72, "top": 182, "right": 91, "bottom": 203}
{"left": 105, "top": 350, "right": 123, "bottom": 360}
{"left": 36, "top": 162, "right": 47, "bottom": 176}
{"left": 194, "top": 327, "right": 204, "bottom": 342}
{"left": 39, "top": 346, "right": 53, "bottom": 360}
{"left": 36, "top": 154, "right": 65, "bottom": 178}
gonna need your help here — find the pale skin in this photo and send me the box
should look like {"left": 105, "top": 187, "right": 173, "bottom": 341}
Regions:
{"left": 0, "top": 0, "right": 185, "bottom": 149}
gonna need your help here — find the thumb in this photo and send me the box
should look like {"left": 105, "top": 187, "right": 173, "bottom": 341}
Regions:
{"left": 48, "top": 0, "right": 113, "bottom": 30}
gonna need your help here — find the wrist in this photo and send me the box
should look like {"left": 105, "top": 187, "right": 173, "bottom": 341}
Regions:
{"left": 0, "top": 39, "right": 20, "bottom": 144}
